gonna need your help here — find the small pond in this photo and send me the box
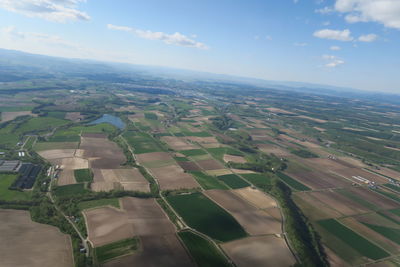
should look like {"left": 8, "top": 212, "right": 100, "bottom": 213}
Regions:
{"left": 88, "top": 114, "right": 125, "bottom": 129}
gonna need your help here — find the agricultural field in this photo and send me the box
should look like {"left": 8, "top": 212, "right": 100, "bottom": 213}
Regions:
{"left": 217, "top": 174, "right": 250, "bottom": 189}
{"left": 166, "top": 192, "right": 247, "bottom": 242}
{"left": 0, "top": 173, "right": 31, "bottom": 201}
{"left": 0, "top": 209, "right": 73, "bottom": 267}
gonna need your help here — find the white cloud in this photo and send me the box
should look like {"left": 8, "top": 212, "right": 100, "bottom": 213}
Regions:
{"left": 315, "top": 6, "right": 334, "bottom": 14}
{"left": 0, "top": 0, "right": 89, "bottom": 22}
{"left": 107, "top": 24, "right": 208, "bottom": 50}
{"left": 294, "top": 42, "right": 308, "bottom": 46}
{"left": 313, "top": 29, "right": 353, "bottom": 41}
{"left": 330, "top": 45, "right": 341, "bottom": 50}
{"left": 334, "top": 0, "right": 400, "bottom": 29}
{"left": 358, "top": 33, "right": 378, "bottom": 42}
{"left": 322, "top": 54, "right": 345, "bottom": 68}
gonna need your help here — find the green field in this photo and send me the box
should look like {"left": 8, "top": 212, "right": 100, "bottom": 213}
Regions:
{"left": 373, "top": 188, "right": 400, "bottom": 203}
{"left": 318, "top": 219, "right": 390, "bottom": 260}
{"left": 182, "top": 131, "right": 212, "bottom": 137}
{"left": 180, "top": 149, "right": 207, "bottom": 157}
{"left": 34, "top": 141, "right": 78, "bottom": 151}
{"left": 95, "top": 238, "right": 139, "bottom": 263}
{"left": 240, "top": 173, "right": 274, "bottom": 189}
{"left": 205, "top": 147, "right": 243, "bottom": 161}
{"left": 16, "top": 117, "right": 69, "bottom": 134}
{"left": 277, "top": 172, "right": 311, "bottom": 191}
{"left": 78, "top": 198, "right": 120, "bottom": 210}
{"left": 384, "top": 184, "right": 400, "bottom": 193}
{"left": 74, "top": 169, "right": 93, "bottom": 183}
{"left": 144, "top": 112, "right": 158, "bottom": 120}
{"left": 217, "top": 174, "right": 250, "bottom": 189}
{"left": 362, "top": 222, "right": 400, "bottom": 245}
{"left": 54, "top": 183, "right": 89, "bottom": 198}
{"left": 190, "top": 172, "right": 229, "bottom": 190}
{"left": 0, "top": 123, "right": 20, "bottom": 147}
{"left": 178, "top": 231, "right": 230, "bottom": 267}
{"left": 167, "top": 192, "right": 247, "bottom": 242}
{"left": 0, "top": 174, "right": 31, "bottom": 201}
{"left": 123, "top": 131, "right": 165, "bottom": 154}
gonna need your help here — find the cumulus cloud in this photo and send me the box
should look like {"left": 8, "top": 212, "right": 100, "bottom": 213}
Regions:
{"left": 322, "top": 54, "right": 345, "bottom": 68}
{"left": 330, "top": 45, "right": 341, "bottom": 50}
{"left": 318, "top": 0, "right": 400, "bottom": 30}
{"left": 313, "top": 29, "right": 353, "bottom": 41}
{"left": 107, "top": 24, "right": 208, "bottom": 50}
{"left": 358, "top": 33, "right": 378, "bottom": 42}
{"left": 0, "top": 0, "right": 90, "bottom": 22}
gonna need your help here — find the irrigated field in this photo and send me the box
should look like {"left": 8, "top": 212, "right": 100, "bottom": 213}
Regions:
{"left": 0, "top": 209, "right": 73, "bottom": 267}
{"left": 166, "top": 192, "right": 247, "bottom": 242}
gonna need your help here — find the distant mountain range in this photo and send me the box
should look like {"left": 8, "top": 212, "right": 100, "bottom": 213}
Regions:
{"left": 1, "top": 48, "right": 399, "bottom": 104}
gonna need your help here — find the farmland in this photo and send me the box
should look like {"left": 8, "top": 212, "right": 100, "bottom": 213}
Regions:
{"left": 166, "top": 192, "right": 247, "bottom": 242}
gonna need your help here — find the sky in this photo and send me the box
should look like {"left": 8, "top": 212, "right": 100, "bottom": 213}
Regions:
{"left": 0, "top": 0, "right": 399, "bottom": 92}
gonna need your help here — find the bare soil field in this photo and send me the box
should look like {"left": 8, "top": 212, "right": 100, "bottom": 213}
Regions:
{"left": 161, "top": 136, "right": 198, "bottom": 150}
{"left": 100, "top": 169, "right": 150, "bottom": 192}
{"left": 206, "top": 169, "right": 234, "bottom": 176}
{"left": 150, "top": 164, "right": 199, "bottom": 190}
{"left": 1, "top": 111, "right": 34, "bottom": 122}
{"left": 81, "top": 136, "right": 125, "bottom": 169}
{"left": 104, "top": 234, "right": 194, "bottom": 267}
{"left": 136, "top": 152, "right": 172, "bottom": 164}
{"left": 177, "top": 161, "right": 202, "bottom": 171}
{"left": 84, "top": 206, "right": 134, "bottom": 247}
{"left": 331, "top": 167, "right": 388, "bottom": 184}
{"left": 371, "top": 167, "right": 400, "bottom": 180}
{"left": 195, "top": 159, "right": 224, "bottom": 170}
{"left": 347, "top": 187, "right": 399, "bottom": 209}
{"left": 57, "top": 169, "right": 76, "bottom": 186}
{"left": 285, "top": 170, "right": 350, "bottom": 189}
{"left": 325, "top": 247, "right": 350, "bottom": 267}
{"left": 340, "top": 217, "right": 400, "bottom": 254}
{"left": 266, "top": 107, "right": 295, "bottom": 115}
{"left": 223, "top": 154, "right": 247, "bottom": 163}
{"left": 355, "top": 213, "right": 400, "bottom": 229}
{"left": 234, "top": 187, "right": 278, "bottom": 209}
{"left": 222, "top": 235, "right": 295, "bottom": 267}
{"left": 38, "top": 149, "right": 76, "bottom": 160}
{"left": 231, "top": 169, "right": 256, "bottom": 174}
{"left": 185, "top": 136, "right": 219, "bottom": 145}
{"left": 205, "top": 190, "right": 281, "bottom": 235}
{"left": 296, "top": 115, "right": 327, "bottom": 123}
{"left": 309, "top": 190, "right": 370, "bottom": 216}
{"left": 65, "top": 112, "right": 84, "bottom": 122}
{"left": 0, "top": 209, "right": 73, "bottom": 267}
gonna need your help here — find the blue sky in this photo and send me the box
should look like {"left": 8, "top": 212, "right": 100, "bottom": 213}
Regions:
{"left": 0, "top": 0, "right": 399, "bottom": 92}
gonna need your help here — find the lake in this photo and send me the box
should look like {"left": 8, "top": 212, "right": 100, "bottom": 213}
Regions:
{"left": 88, "top": 114, "right": 125, "bottom": 129}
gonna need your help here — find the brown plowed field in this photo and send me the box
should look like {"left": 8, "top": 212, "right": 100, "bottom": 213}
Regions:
{"left": 324, "top": 246, "right": 350, "bottom": 267}
{"left": 150, "top": 164, "right": 199, "bottom": 190}
{"left": 258, "top": 144, "right": 290, "bottom": 157}
{"left": 65, "top": 112, "right": 84, "bottom": 122}
{"left": 346, "top": 187, "right": 399, "bottom": 209}
{"left": 372, "top": 167, "right": 400, "bottom": 180}
{"left": 285, "top": 170, "right": 350, "bottom": 189}
{"left": 205, "top": 190, "right": 281, "bottom": 235}
{"left": 223, "top": 154, "right": 247, "bottom": 163}
{"left": 234, "top": 187, "right": 278, "bottom": 209}
{"left": 57, "top": 169, "right": 76, "bottom": 186}
{"left": 309, "top": 191, "right": 370, "bottom": 216}
{"left": 104, "top": 234, "right": 194, "bottom": 267}
{"left": 0, "top": 209, "right": 73, "bottom": 267}
{"left": 0, "top": 111, "right": 33, "bottom": 122}
{"left": 177, "top": 161, "right": 202, "bottom": 171}
{"left": 161, "top": 136, "right": 197, "bottom": 150}
{"left": 293, "top": 193, "right": 342, "bottom": 220}
{"left": 331, "top": 167, "right": 387, "bottom": 184}
{"left": 222, "top": 235, "right": 295, "bottom": 267}
{"left": 195, "top": 159, "right": 224, "bottom": 170}
{"left": 136, "top": 152, "right": 172, "bottom": 164}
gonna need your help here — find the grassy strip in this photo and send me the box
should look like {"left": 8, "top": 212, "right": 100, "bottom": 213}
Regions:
{"left": 156, "top": 198, "right": 181, "bottom": 229}
{"left": 78, "top": 198, "right": 120, "bottom": 210}
{"left": 190, "top": 171, "right": 229, "bottom": 190}
{"left": 178, "top": 231, "right": 231, "bottom": 267}
{"left": 74, "top": 169, "right": 93, "bottom": 183}
{"left": 277, "top": 172, "right": 311, "bottom": 191}
{"left": 95, "top": 238, "right": 139, "bottom": 263}
{"left": 318, "top": 219, "right": 389, "bottom": 260}
{"left": 217, "top": 174, "right": 250, "bottom": 189}
{"left": 166, "top": 192, "right": 247, "bottom": 242}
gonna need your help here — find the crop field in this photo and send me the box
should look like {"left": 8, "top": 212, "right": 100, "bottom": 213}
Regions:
{"left": 123, "top": 132, "right": 165, "bottom": 154}
{"left": 318, "top": 219, "right": 390, "bottom": 260}
{"left": 166, "top": 192, "right": 247, "bottom": 241}
{"left": 180, "top": 149, "right": 207, "bottom": 157}
{"left": 195, "top": 159, "right": 225, "bottom": 170}
{"left": 78, "top": 198, "right": 120, "bottom": 210}
{"left": 178, "top": 231, "right": 230, "bottom": 267}
{"left": 277, "top": 172, "right": 311, "bottom": 191}
{"left": 95, "top": 238, "right": 139, "bottom": 264}
{"left": 149, "top": 164, "right": 199, "bottom": 190}
{"left": 0, "top": 111, "right": 33, "bottom": 122}
{"left": 161, "top": 136, "right": 198, "bottom": 150}
{"left": 54, "top": 183, "right": 89, "bottom": 198}
{"left": 34, "top": 142, "right": 78, "bottom": 151}
{"left": 223, "top": 154, "right": 247, "bottom": 163}
{"left": 341, "top": 187, "right": 399, "bottom": 210}
{"left": 190, "top": 171, "right": 229, "bottom": 190}
{"left": 177, "top": 161, "right": 202, "bottom": 171}
{"left": 240, "top": 173, "right": 273, "bottom": 189}
{"left": 136, "top": 151, "right": 172, "bottom": 164}
{"left": 37, "top": 149, "right": 76, "bottom": 159}
{"left": 74, "top": 168, "right": 93, "bottom": 183}
{"left": 205, "top": 189, "right": 282, "bottom": 235}
{"left": 221, "top": 236, "right": 296, "bottom": 267}
{"left": 234, "top": 187, "right": 278, "bottom": 209}
{"left": 0, "top": 174, "right": 31, "bottom": 201}
{"left": 284, "top": 169, "right": 350, "bottom": 189}
{"left": 0, "top": 209, "right": 73, "bottom": 267}
{"left": 205, "top": 147, "right": 244, "bottom": 161}
{"left": 217, "top": 174, "right": 250, "bottom": 189}
{"left": 16, "top": 117, "right": 69, "bottom": 134}
{"left": 293, "top": 193, "right": 343, "bottom": 220}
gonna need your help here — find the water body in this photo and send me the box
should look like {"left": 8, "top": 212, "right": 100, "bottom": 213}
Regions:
{"left": 88, "top": 114, "right": 126, "bottom": 129}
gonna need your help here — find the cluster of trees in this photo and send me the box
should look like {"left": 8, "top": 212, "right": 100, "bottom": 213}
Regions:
{"left": 210, "top": 114, "right": 234, "bottom": 131}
